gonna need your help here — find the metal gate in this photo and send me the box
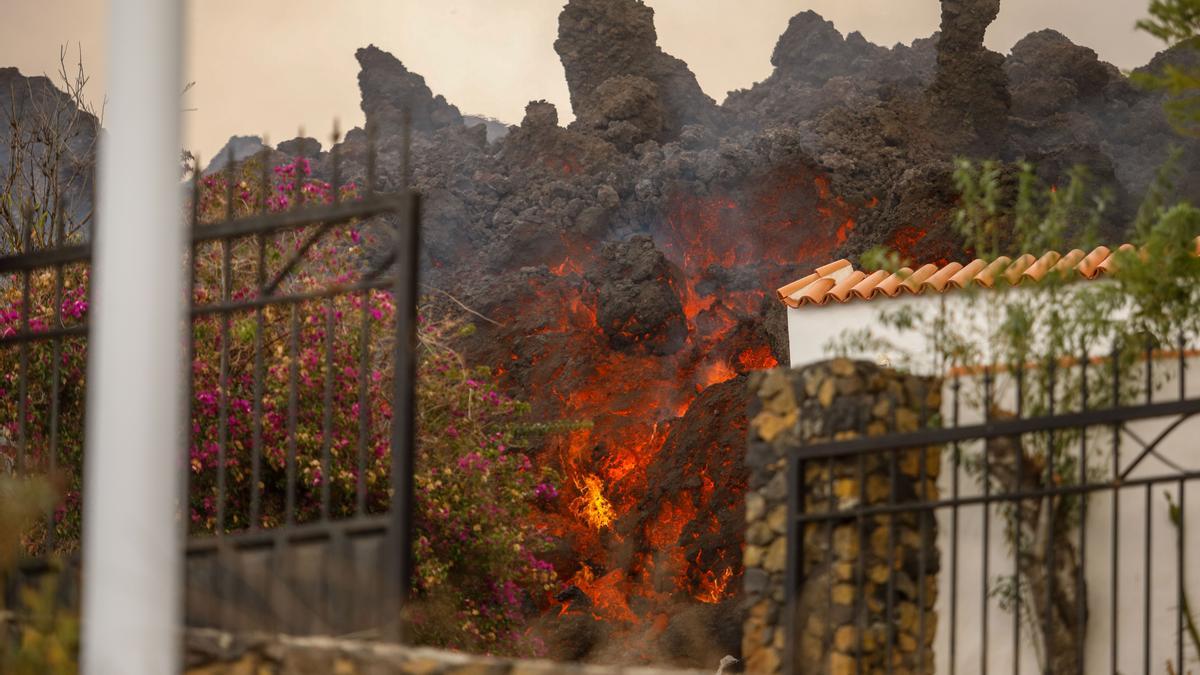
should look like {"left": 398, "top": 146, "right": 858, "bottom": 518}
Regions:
{"left": 0, "top": 127, "right": 419, "bottom": 639}
{"left": 785, "top": 345, "right": 1200, "bottom": 675}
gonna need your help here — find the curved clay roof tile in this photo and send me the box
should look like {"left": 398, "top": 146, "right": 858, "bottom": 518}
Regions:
{"left": 828, "top": 270, "right": 868, "bottom": 302}
{"left": 850, "top": 270, "right": 890, "bottom": 299}
{"left": 948, "top": 258, "right": 989, "bottom": 288}
{"left": 875, "top": 268, "right": 914, "bottom": 297}
{"left": 1077, "top": 246, "right": 1111, "bottom": 279}
{"left": 974, "top": 256, "right": 1013, "bottom": 288}
{"left": 902, "top": 264, "right": 940, "bottom": 293}
{"left": 1021, "top": 251, "right": 1062, "bottom": 283}
{"left": 815, "top": 259, "right": 853, "bottom": 279}
{"left": 1002, "top": 254, "right": 1038, "bottom": 285}
{"left": 793, "top": 277, "right": 837, "bottom": 306}
{"left": 1052, "top": 249, "right": 1087, "bottom": 277}
{"left": 1097, "top": 244, "right": 1137, "bottom": 274}
{"left": 777, "top": 272, "right": 819, "bottom": 306}
{"left": 923, "top": 262, "right": 964, "bottom": 292}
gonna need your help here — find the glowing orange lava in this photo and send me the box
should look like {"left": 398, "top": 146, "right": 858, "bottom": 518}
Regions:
{"left": 495, "top": 167, "right": 870, "bottom": 629}
{"left": 695, "top": 566, "right": 734, "bottom": 604}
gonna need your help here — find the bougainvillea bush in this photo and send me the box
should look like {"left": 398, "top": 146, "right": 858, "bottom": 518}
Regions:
{"left": 0, "top": 156, "right": 561, "bottom": 656}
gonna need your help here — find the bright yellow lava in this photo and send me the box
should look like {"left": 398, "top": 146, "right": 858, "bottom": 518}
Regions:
{"left": 571, "top": 473, "right": 616, "bottom": 530}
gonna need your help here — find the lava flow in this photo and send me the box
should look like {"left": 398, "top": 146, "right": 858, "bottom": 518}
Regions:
{"left": 476, "top": 166, "right": 863, "bottom": 647}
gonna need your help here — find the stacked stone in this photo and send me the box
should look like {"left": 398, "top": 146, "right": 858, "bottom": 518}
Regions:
{"left": 743, "top": 359, "right": 941, "bottom": 675}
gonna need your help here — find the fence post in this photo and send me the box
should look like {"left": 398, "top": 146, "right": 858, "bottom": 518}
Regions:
{"left": 80, "top": 0, "right": 185, "bottom": 672}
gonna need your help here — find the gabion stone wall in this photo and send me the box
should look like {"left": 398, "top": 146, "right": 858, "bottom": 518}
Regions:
{"left": 743, "top": 360, "right": 941, "bottom": 675}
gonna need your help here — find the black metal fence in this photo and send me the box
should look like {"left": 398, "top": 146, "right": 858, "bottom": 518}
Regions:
{"left": 0, "top": 124, "right": 419, "bottom": 639}
{"left": 786, "top": 345, "right": 1200, "bottom": 675}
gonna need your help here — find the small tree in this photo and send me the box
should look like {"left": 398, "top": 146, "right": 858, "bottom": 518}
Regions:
{"left": 0, "top": 46, "right": 100, "bottom": 252}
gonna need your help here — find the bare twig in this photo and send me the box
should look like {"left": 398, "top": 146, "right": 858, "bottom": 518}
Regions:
{"left": 419, "top": 282, "right": 502, "bottom": 327}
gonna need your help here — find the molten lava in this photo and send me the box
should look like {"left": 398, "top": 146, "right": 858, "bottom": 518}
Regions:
{"left": 486, "top": 166, "right": 865, "bottom": 634}
{"left": 695, "top": 565, "right": 734, "bottom": 604}
{"left": 572, "top": 473, "right": 617, "bottom": 530}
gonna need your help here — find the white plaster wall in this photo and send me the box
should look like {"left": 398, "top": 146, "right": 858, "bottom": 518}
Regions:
{"left": 785, "top": 291, "right": 1200, "bottom": 673}
{"left": 932, "top": 360, "right": 1200, "bottom": 675}
{"left": 786, "top": 296, "right": 927, "bottom": 369}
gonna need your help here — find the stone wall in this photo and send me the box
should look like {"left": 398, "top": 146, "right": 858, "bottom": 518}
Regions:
{"left": 184, "top": 629, "right": 710, "bottom": 675}
{"left": 742, "top": 360, "right": 940, "bottom": 675}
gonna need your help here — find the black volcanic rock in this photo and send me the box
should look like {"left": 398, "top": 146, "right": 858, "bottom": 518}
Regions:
{"left": 1006, "top": 30, "right": 1125, "bottom": 118}
{"left": 769, "top": 11, "right": 889, "bottom": 83}
{"left": 723, "top": 13, "right": 936, "bottom": 132}
{"left": 276, "top": 136, "right": 323, "bottom": 158}
{"left": 585, "top": 236, "right": 686, "bottom": 355}
{"left": 1138, "top": 36, "right": 1200, "bottom": 78}
{"left": 927, "top": 0, "right": 1010, "bottom": 151}
{"left": 355, "top": 45, "right": 463, "bottom": 135}
{"left": 555, "top": 0, "right": 719, "bottom": 144}
{"left": 204, "top": 135, "right": 270, "bottom": 174}
{"left": 575, "top": 75, "right": 667, "bottom": 152}
{"left": 462, "top": 114, "right": 511, "bottom": 143}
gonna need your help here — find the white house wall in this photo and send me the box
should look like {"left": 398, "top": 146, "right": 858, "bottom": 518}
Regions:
{"left": 786, "top": 294, "right": 927, "bottom": 369}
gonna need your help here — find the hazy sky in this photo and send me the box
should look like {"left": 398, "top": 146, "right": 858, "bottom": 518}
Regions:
{"left": 2, "top": 1, "right": 1164, "bottom": 160}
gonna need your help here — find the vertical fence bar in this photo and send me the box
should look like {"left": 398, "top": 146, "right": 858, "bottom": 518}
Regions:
{"left": 1110, "top": 342, "right": 1121, "bottom": 675}
{"left": 185, "top": 157, "right": 200, "bottom": 540}
{"left": 946, "top": 377, "right": 959, "bottom": 675}
{"left": 1179, "top": 333, "right": 1187, "bottom": 401}
{"left": 1143, "top": 484, "right": 1152, "bottom": 675}
{"left": 249, "top": 232, "right": 265, "bottom": 530}
{"left": 1013, "top": 364, "right": 1025, "bottom": 675}
{"left": 17, "top": 214, "right": 30, "bottom": 475}
{"left": 46, "top": 223, "right": 65, "bottom": 550}
{"left": 216, "top": 234, "right": 232, "bottom": 533}
{"left": 915, "top": 378, "right": 930, "bottom": 673}
{"left": 1076, "top": 350, "right": 1088, "bottom": 675}
{"left": 321, "top": 297, "right": 335, "bottom": 520}
{"left": 981, "top": 367, "right": 992, "bottom": 675}
{"left": 356, "top": 290, "right": 371, "bottom": 517}
{"left": 248, "top": 155, "right": 269, "bottom": 531}
{"left": 1177, "top": 479, "right": 1185, "bottom": 675}
{"left": 1043, "top": 359, "right": 1057, "bottom": 675}
{"left": 46, "top": 196, "right": 68, "bottom": 552}
{"left": 286, "top": 304, "right": 300, "bottom": 524}
{"left": 384, "top": 113, "right": 419, "bottom": 640}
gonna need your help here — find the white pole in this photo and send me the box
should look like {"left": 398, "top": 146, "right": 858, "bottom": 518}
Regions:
{"left": 81, "top": 0, "right": 185, "bottom": 673}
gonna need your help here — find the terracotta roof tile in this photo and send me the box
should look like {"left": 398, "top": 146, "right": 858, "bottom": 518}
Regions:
{"left": 775, "top": 239, "right": 1200, "bottom": 309}
{"left": 1077, "top": 246, "right": 1111, "bottom": 278}
{"left": 948, "top": 259, "right": 988, "bottom": 288}
{"left": 875, "top": 267, "right": 912, "bottom": 297}
{"left": 974, "top": 256, "right": 1011, "bottom": 288}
